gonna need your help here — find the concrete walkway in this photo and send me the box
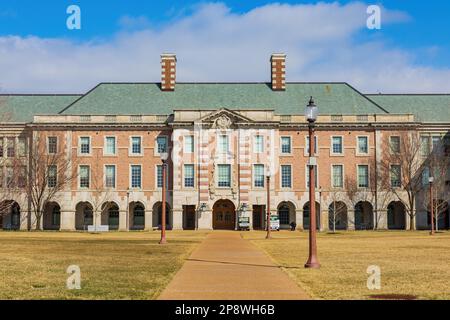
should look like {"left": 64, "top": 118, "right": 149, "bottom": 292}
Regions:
{"left": 158, "top": 232, "right": 309, "bottom": 300}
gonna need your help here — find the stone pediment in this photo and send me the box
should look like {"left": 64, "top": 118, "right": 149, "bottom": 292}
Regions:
{"left": 198, "top": 108, "right": 253, "bottom": 129}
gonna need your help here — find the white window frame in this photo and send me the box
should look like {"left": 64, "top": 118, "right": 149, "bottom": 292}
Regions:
{"left": 304, "top": 135, "right": 318, "bottom": 156}
{"left": 104, "top": 136, "right": 117, "bottom": 156}
{"left": 253, "top": 164, "right": 265, "bottom": 189}
{"left": 129, "top": 136, "right": 143, "bottom": 156}
{"left": 78, "top": 165, "right": 91, "bottom": 189}
{"left": 280, "top": 136, "right": 292, "bottom": 155}
{"left": 17, "top": 137, "right": 27, "bottom": 157}
{"left": 129, "top": 164, "right": 142, "bottom": 189}
{"left": 184, "top": 135, "right": 195, "bottom": 154}
{"left": 356, "top": 135, "right": 369, "bottom": 156}
{"left": 331, "top": 164, "right": 344, "bottom": 189}
{"left": 216, "top": 164, "right": 232, "bottom": 188}
{"left": 330, "top": 135, "right": 344, "bottom": 156}
{"left": 389, "top": 136, "right": 401, "bottom": 154}
{"left": 183, "top": 164, "right": 195, "bottom": 189}
{"left": 47, "top": 136, "right": 58, "bottom": 155}
{"left": 280, "top": 164, "right": 293, "bottom": 189}
{"left": 78, "top": 136, "right": 91, "bottom": 156}
{"left": 104, "top": 164, "right": 117, "bottom": 189}
{"left": 254, "top": 135, "right": 264, "bottom": 154}
{"left": 390, "top": 164, "right": 402, "bottom": 189}
{"left": 217, "top": 134, "right": 230, "bottom": 154}
{"left": 155, "top": 136, "right": 169, "bottom": 156}
{"left": 357, "top": 164, "right": 370, "bottom": 189}
{"left": 47, "top": 165, "right": 58, "bottom": 188}
{"left": 155, "top": 164, "right": 163, "bottom": 189}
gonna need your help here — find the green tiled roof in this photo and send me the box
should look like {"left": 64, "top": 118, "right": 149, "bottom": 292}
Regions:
{"left": 60, "top": 83, "right": 388, "bottom": 116}
{"left": 0, "top": 95, "right": 82, "bottom": 123}
{"left": 367, "top": 94, "right": 450, "bottom": 123}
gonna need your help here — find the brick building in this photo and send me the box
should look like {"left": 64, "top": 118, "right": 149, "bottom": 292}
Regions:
{"left": 0, "top": 53, "right": 449, "bottom": 231}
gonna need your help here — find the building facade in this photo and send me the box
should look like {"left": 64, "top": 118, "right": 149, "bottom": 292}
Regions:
{"left": 0, "top": 53, "right": 449, "bottom": 231}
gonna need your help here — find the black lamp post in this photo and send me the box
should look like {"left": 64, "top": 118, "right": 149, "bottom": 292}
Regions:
{"left": 305, "top": 97, "right": 320, "bottom": 269}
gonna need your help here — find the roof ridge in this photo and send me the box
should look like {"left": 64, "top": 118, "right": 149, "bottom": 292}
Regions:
{"left": 58, "top": 84, "right": 101, "bottom": 114}
{"left": 0, "top": 94, "right": 83, "bottom": 97}
{"left": 344, "top": 83, "right": 390, "bottom": 114}
{"left": 366, "top": 93, "right": 450, "bottom": 96}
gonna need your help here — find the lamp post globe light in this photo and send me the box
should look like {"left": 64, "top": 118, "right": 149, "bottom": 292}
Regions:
{"left": 429, "top": 176, "right": 435, "bottom": 236}
{"left": 160, "top": 151, "right": 169, "bottom": 244}
{"left": 305, "top": 97, "right": 320, "bottom": 269}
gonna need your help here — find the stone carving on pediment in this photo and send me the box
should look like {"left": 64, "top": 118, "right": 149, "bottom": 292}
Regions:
{"left": 212, "top": 114, "right": 233, "bottom": 129}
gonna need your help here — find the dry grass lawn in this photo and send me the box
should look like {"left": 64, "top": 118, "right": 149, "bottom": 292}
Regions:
{"left": 0, "top": 231, "right": 208, "bottom": 300}
{"left": 243, "top": 230, "right": 450, "bottom": 300}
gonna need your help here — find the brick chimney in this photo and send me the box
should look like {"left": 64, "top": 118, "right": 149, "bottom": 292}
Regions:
{"left": 161, "top": 53, "right": 177, "bottom": 91}
{"left": 270, "top": 53, "right": 286, "bottom": 91}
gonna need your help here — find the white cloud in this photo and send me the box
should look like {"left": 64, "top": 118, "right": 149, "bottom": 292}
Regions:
{"left": 0, "top": 2, "right": 448, "bottom": 93}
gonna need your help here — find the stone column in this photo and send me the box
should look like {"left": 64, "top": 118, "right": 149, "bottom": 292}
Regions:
{"left": 406, "top": 213, "right": 413, "bottom": 231}
{"left": 144, "top": 209, "right": 152, "bottom": 231}
{"left": 198, "top": 209, "right": 213, "bottom": 230}
{"left": 60, "top": 210, "right": 75, "bottom": 231}
{"left": 172, "top": 208, "right": 183, "bottom": 230}
{"left": 347, "top": 209, "right": 355, "bottom": 230}
{"left": 94, "top": 210, "right": 101, "bottom": 229}
{"left": 296, "top": 209, "right": 303, "bottom": 230}
{"left": 21, "top": 210, "right": 31, "bottom": 230}
{"left": 119, "top": 210, "right": 127, "bottom": 231}
{"left": 321, "top": 209, "right": 329, "bottom": 232}
{"left": 377, "top": 210, "right": 388, "bottom": 230}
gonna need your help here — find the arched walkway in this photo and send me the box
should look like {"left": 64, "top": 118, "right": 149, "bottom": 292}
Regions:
{"left": 387, "top": 201, "right": 406, "bottom": 230}
{"left": 75, "top": 202, "right": 93, "bottom": 231}
{"left": 0, "top": 201, "right": 21, "bottom": 230}
{"left": 303, "top": 202, "right": 320, "bottom": 230}
{"left": 129, "top": 202, "right": 145, "bottom": 230}
{"left": 355, "top": 201, "right": 374, "bottom": 230}
{"left": 213, "top": 200, "right": 236, "bottom": 230}
{"left": 277, "top": 201, "right": 296, "bottom": 229}
{"left": 101, "top": 202, "right": 119, "bottom": 230}
{"left": 43, "top": 202, "right": 61, "bottom": 230}
{"left": 152, "top": 202, "right": 171, "bottom": 229}
{"left": 328, "top": 201, "right": 348, "bottom": 231}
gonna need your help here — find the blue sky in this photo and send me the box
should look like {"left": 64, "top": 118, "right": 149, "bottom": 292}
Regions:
{"left": 0, "top": 1, "right": 449, "bottom": 93}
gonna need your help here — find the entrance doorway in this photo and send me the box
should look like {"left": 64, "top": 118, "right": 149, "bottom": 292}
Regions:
{"left": 183, "top": 205, "right": 196, "bottom": 230}
{"left": 213, "top": 200, "right": 236, "bottom": 230}
{"left": 252, "top": 205, "right": 265, "bottom": 230}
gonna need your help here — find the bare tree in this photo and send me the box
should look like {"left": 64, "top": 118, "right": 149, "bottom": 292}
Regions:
{"left": 27, "top": 134, "right": 78, "bottom": 230}
{"left": 421, "top": 144, "right": 450, "bottom": 231}
{"left": 379, "top": 132, "right": 425, "bottom": 231}
{"left": 89, "top": 148, "right": 114, "bottom": 231}
{"left": 327, "top": 189, "right": 348, "bottom": 233}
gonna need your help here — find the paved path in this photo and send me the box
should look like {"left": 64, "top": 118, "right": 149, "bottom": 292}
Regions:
{"left": 158, "top": 232, "right": 309, "bottom": 300}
